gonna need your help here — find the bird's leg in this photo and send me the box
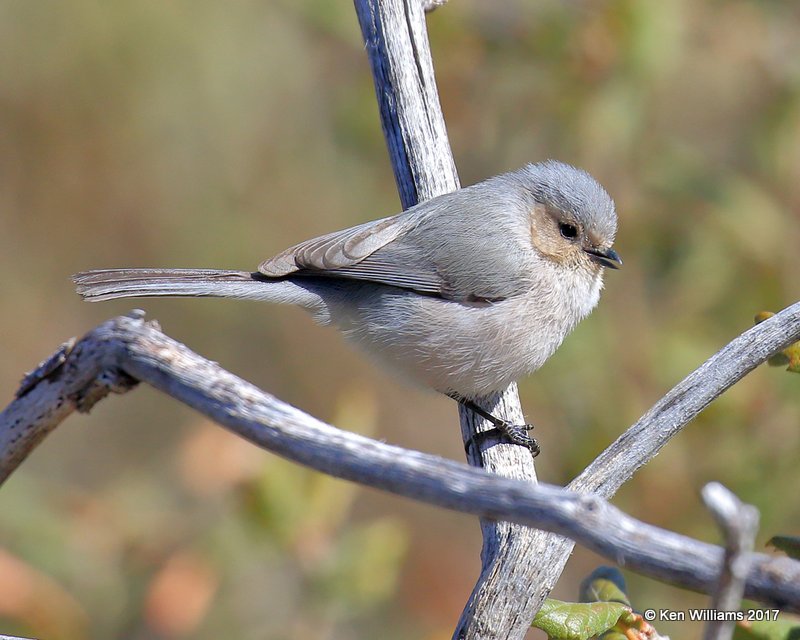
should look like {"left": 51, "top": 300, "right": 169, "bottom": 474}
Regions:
{"left": 448, "top": 393, "right": 540, "bottom": 457}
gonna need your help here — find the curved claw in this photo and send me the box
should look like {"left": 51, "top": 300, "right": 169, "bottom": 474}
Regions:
{"left": 451, "top": 394, "right": 541, "bottom": 457}
{"left": 499, "top": 423, "right": 541, "bottom": 457}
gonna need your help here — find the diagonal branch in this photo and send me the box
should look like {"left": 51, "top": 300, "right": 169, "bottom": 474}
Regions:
{"left": 1, "top": 313, "right": 799, "bottom": 613}
{"left": 573, "top": 306, "right": 800, "bottom": 496}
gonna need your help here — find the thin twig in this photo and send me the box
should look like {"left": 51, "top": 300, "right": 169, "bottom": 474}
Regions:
{"left": 1, "top": 314, "right": 798, "bottom": 612}
{"left": 701, "top": 483, "right": 760, "bottom": 640}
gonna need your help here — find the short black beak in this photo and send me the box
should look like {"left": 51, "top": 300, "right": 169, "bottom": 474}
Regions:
{"left": 584, "top": 246, "right": 623, "bottom": 270}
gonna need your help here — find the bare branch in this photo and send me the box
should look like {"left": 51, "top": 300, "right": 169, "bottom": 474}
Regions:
{"left": 1, "top": 316, "right": 139, "bottom": 484}
{"left": 455, "top": 392, "right": 546, "bottom": 638}
{"left": 701, "top": 483, "right": 760, "bottom": 640}
{"left": 573, "top": 306, "right": 800, "bottom": 497}
{"left": 353, "top": 1, "right": 544, "bottom": 636}
{"left": 354, "top": 0, "right": 458, "bottom": 207}
{"left": 1, "top": 314, "right": 799, "bottom": 613}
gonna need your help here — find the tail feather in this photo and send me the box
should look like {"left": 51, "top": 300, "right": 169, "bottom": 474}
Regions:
{"left": 74, "top": 268, "right": 270, "bottom": 302}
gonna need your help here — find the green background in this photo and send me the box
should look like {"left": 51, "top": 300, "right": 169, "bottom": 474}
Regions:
{"left": 1, "top": 1, "right": 799, "bottom": 638}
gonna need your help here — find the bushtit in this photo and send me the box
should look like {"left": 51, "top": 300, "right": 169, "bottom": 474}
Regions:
{"left": 74, "top": 160, "right": 621, "bottom": 455}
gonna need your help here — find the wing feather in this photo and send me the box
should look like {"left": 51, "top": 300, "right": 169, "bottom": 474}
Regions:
{"left": 259, "top": 215, "right": 414, "bottom": 275}
{"left": 257, "top": 212, "right": 447, "bottom": 296}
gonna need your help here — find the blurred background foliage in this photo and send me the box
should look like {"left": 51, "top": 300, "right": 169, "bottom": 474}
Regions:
{"left": 1, "top": 0, "right": 799, "bottom": 638}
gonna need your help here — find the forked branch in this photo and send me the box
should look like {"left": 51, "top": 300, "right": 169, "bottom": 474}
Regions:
{"left": 1, "top": 312, "right": 799, "bottom": 614}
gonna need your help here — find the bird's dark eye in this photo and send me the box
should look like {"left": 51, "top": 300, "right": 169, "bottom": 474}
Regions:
{"left": 559, "top": 223, "right": 579, "bottom": 240}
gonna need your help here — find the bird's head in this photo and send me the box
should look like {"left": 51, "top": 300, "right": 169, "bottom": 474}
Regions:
{"left": 521, "top": 160, "right": 622, "bottom": 272}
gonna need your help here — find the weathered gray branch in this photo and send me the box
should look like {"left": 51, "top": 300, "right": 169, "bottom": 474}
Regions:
{"left": 1, "top": 313, "right": 799, "bottom": 614}
{"left": 702, "top": 483, "right": 760, "bottom": 640}
{"left": 355, "top": 0, "right": 459, "bottom": 207}
{"left": 574, "top": 313, "right": 800, "bottom": 497}
{"left": 353, "top": 1, "right": 543, "bottom": 637}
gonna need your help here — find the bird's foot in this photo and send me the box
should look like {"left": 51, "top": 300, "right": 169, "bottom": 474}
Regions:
{"left": 450, "top": 394, "right": 540, "bottom": 457}
{"left": 496, "top": 421, "right": 540, "bottom": 455}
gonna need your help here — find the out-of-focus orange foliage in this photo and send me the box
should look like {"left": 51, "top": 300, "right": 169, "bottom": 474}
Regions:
{"left": 179, "top": 420, "right": 266, "bottom": 497}
{"left": 144, "top": 550, "right": 219, "bottom": 637}
{"left": 1, "top": 1, "right": 799, "bottom": 638}
{"left": 0, "top": 549, "right": 88, "bottom": 639}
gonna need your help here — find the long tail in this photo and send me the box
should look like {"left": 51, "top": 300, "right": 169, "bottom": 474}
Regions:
{"left": 73, "top": 268, "right": 318, "bottom": 307}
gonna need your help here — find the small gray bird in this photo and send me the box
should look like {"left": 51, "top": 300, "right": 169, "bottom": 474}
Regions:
{"left": 74, "top": 161, "right": 621, "bottom": 455}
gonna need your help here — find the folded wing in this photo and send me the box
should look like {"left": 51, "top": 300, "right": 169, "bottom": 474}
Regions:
{"left": 258, "top": 212, "right": 446, "bottom": 297}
